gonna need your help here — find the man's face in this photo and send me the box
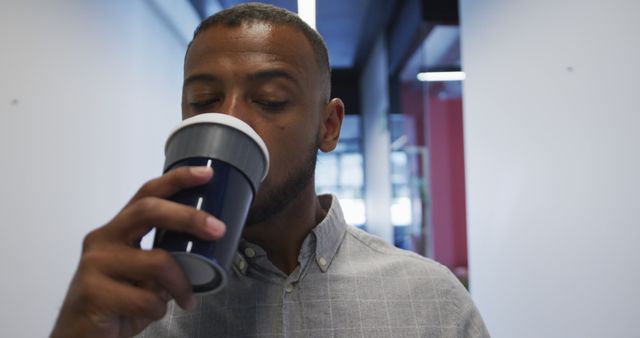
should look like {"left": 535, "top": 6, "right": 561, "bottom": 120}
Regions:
{"left": 182, "top": 22, "right": 326, "bottom": 224}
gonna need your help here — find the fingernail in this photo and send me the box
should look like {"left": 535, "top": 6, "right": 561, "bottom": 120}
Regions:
{"left": 191, "top": 166, "right": 212, "bottom": 177}
{"left": 184, "top": 295, "right": 197, "bottom": 311}
{"left": 159, "top": 289, "right": 171, "bottom": 302}
{"left": 206, "top": 216, "right": 224, "bottom": 236}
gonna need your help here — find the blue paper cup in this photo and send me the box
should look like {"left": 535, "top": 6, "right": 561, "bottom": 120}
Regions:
{"left": 153, "top": 113, "right": 269, "bottom": 294}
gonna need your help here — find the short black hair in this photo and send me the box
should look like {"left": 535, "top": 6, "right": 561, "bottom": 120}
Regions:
{"left": 187, "top": 2, "right": 331, "bottom": 100}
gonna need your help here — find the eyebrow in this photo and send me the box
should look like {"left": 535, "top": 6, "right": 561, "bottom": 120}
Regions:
{"left": 248, "top": 69, "right": 300, "bottom": 87}
{"left": 183, "top": 74, "right": 222, "bottom": 88}
{"left": 183, "top": 69, "right": 301, "bottom": 89}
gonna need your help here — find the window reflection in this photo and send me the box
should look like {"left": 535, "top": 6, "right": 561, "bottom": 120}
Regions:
{"left": 316, "top": 115, "right": 366, "bottom": 228}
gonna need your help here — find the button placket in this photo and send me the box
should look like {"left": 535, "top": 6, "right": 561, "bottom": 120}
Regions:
{"left": 284, "top": 284, "right": 294, "bottom": 293}
{"left": 233, "top": 253, "right": 248, "bottom": 274}
{"left": 244, "top": 247, "right": 256, "bottom": 258}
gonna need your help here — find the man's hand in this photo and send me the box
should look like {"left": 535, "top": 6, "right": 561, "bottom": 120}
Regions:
{"left": 50, "top": 166, "right": 225, "bottom": 338}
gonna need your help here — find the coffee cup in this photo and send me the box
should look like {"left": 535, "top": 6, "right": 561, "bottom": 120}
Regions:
{"left": 153, "top": 113, "right": 269, "bottom": 294}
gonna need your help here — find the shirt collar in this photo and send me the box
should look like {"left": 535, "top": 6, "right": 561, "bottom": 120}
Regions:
{"left": 310, "top": 194, "right": 347, "bottom": 272}
{"left": 235, "top": 194, "right": 348, "bottom": 274}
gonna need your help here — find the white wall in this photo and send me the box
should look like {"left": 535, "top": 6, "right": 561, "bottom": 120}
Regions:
{"left": 460, "top": 1, "right": 640, "bottom": 337}
{"left": 0, "top": 1, "right": 197, "bottom": 336}
{"left": 361, "top": 34, "right": 393, "bottom": 243}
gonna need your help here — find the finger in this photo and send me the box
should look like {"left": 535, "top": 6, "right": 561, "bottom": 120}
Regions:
{"left": 126, "top": 166, "right": 213, "bottom": 207}
{"left": 109, "top": 197, "right": 226, "bottom": 245}
{"left": 137, "top": 279, "right": 172, "bottom": 303}
{"left": 98, "top": 278, "right": 169, "bottom": 321}
{"left": 98, "top": 247, "right": 196, "bottom": 311}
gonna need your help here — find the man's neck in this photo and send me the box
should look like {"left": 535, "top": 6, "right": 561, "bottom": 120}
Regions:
{"left": 242, "top": 185, "right": 327, "bottom": 275}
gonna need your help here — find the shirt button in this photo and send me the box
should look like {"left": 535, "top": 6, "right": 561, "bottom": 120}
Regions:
{"left": 238, "top": 260, "right": 246, "bottom": 270}
{"left": 318, "top": 256, "right": 328, "bottom": 266}
{"left": 244, "top": 247, "right": 256, "bottom": 258}
{"left": 285, "top": 284, "right": 294, "bottom": 293}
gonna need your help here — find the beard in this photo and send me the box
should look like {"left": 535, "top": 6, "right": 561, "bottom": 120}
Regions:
{"left": 244, "top": 139, "right": 319, "bottom": 226}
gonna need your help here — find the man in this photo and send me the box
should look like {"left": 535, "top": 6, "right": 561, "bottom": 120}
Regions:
{"left": 51, "top": 3, "right": 488, "bottom": 338}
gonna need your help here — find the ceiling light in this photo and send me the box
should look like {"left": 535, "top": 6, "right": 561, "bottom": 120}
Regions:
{"left": 297, "top": 0, "right": 316, "bottom": 30}
{"left": 417, "top": 71, "right": 466, "bottom": 82}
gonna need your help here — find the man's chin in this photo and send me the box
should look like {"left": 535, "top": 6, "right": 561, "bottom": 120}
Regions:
{"left": 244, "top": 202, "right": 271, "bottom": 227}
{"left": 244, "top": 175, "right": 312, "bottom": 227}
{"left": 243, "top": 142, "right": 318, "bottom": 227}
{"left": 244, "top": 187, "right": 295, "bottom": 226}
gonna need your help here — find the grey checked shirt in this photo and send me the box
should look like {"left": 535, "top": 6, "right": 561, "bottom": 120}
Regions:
{"left": 139, "top": 195, "right": 489, "bottom": 337}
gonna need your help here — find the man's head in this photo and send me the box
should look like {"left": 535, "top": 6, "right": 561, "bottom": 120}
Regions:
{"left": 187, "top": 2, "right": 331, "bottom": 101}
{"left": 182, "top": 3, "right": 344, "bottom": 225}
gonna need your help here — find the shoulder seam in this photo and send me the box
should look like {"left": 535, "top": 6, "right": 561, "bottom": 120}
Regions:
{"left": 345, "top": 226, "right": 439, "bottom": 265}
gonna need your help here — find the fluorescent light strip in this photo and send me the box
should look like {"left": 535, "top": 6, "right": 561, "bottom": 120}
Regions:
{"left": 417, "top": 71, "right": 466, "bottom": 82}
{"left": 297, "top": 0, "right": 316, "bottom": 30}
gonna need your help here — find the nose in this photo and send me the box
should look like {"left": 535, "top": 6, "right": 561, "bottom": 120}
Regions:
{"left": 218, "top": 93, "right": 248, "bottom": 121}
{"left": 216, "top": 92, "right": 257, "bottom": 129}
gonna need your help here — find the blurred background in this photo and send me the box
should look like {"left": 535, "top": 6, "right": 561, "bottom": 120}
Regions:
{"left": 1, "top": 0, "right": 639, "bottom": 337}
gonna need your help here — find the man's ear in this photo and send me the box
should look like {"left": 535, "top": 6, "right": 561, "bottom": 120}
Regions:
{"left": 318, "top": 98, "right": 345, "bottom": 152}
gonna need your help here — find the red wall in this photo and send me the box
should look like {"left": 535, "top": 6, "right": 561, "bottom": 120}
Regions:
{"left": 427, "top": 95, "right": 468, "bottom": 272}
{"left": 400, "top": 82, "right": 468, "bottom": 275}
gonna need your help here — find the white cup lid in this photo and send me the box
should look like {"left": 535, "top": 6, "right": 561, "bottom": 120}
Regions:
{"left": 165, "top": 113, "right": 270, "bottom": 181}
